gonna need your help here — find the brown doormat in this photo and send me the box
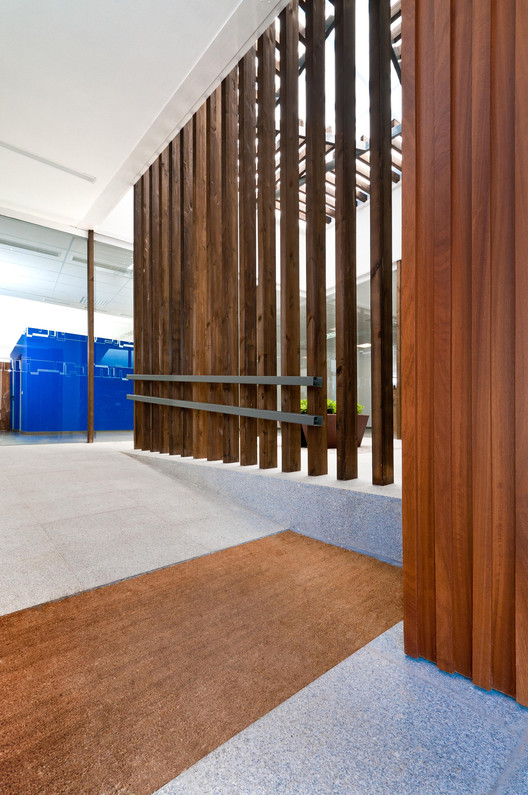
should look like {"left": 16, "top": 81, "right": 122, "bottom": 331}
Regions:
{"left": 0, "top": 530, "right": 402, "bottom": 795}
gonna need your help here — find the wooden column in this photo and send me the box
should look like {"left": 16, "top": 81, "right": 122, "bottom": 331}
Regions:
{"left": 207, "top": 87, "right": 224, "bottom": 461}
{"left": 280, "top": 0, "right": 301, "bottom": 473}
{"left": 86, "top": 229, "right": 94, "bottom": 444}
{"left": 133, "top": 183, "right": 143, "bottom": 450}
{"left": 141, "top": 170, "right": 153, "bottom": 451}
{"left": 257, "top": 26, "right": 278, "bottom": 470}
{"left": 239, "top": 47, "right": 258, "bottom": 466}
{"left": 334, "top": 0, "right": 357, "bottom": 481}
{"left": 159, "top": 148, "right": 171, "bottom": 454}
{"left": 192, "top": 106, "right": 208, "bottom": 459}
{"left": 370, "top": 0, "right": 394, "bottom": 485}
{"left": 150, "top": 161, "right": 161, "bottom": 453}
{"left": 170, "top": 137, "right": 183, "bottom": 456}
{"left": 222, "top": 69, "right": 240, "bottom": 464}
{"left": 305, "top": 0, "right": 327, "bottom": 476}
{"left": 181, "top": 121, "right": 194, "bottom": 457}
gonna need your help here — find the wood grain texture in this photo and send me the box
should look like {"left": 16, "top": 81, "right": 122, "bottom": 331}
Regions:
{"left": 141, "top": 170, "right": 153, "bottom": 451}
{"left": 369, "top": 0, "right": 394, "bottom": 486}
{"left": 257, "top": 27, "right": 278, "bottom": 470}
{"left": 192, "top": 106, "right": 208, "bottom": 460}
{"left": 181, "top": 121, "right": 194, "bottom": 457}
{"left": 334, "top": 0, "right": 358, "bottom": 481}
{"left": 206, "top": 87, "right": 224, "bottom": 462}
{"left": 159, "top": 147, "right": 171, "bottom": 455}
{"left": 86, "top": 229, "right": 94, "bottom": 444}
{"left": 221, "top": 69, "right": 240, "bottom": 464}
{"left": 150, "top": 161, "right": 161, "bottom": 453}
{"left": 239, "top": 48, "right": 258, "bottom": 466}
{"left": 305, "top": 0, "right": 327, "bottom": 476}
{"left": 133, "top": 182, "right": 143, "bottom": 450}
{"left": 170, "top": 137, "right": 183, "bottom": 456}
{"left": 280, "top": 0, "right": 301, "bottom": 473}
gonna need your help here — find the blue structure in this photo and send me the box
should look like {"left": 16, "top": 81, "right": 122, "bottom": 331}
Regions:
{"left": 10, "top": 328, "right": 134, "bottom": 433}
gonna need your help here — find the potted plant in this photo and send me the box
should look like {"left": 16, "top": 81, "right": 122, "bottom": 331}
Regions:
{"left": 300, "top": 398, "right": 369, "bottom": 448}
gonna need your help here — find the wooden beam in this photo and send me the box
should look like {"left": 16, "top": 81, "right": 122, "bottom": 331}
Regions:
{"left": 257, "top": 26, "right": 278, "bottom": 470}
{"left": 369, "top": 0, "right": 394, "bottom": 485}
{"left": 193, "top": 106, "right": 208, "bottom": 459}
{"left": 222, "top": 68, "right": 240, "bottom": 464}
{"left": 305, "top": 0, "right": 327, "bottom": 476}
{"left": 181, "top": 121, "right": 194, "bottom": 457}
{"left": 87, "top": 229, "right": 94, "bottom": 444}
{"left": 335, "top": 0, "right": 357, "bottom": 480}
{"left": 280, "top": 0, "right": 301, "bottom": 473}
{"left": 170, "top": 137, "right": 183, "bottom": 456}
{"left": 239, "top": 47, "right": 258, "bottom": 466}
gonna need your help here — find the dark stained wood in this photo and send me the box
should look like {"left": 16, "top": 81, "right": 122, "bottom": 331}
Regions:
{"left": 169, "top": 137, "right": 183, "bottom": 456}
{"left": 150, "top": 161, "right": 161, "bottom": 453}
{"left": 401, "top": 0, "right": 419, "bottom": 659}
{"left": 369, "top": 0, "right": 394, "bottom": 486}
{"left": 471, "top": 0, "right": 492, "bottom": 692}
{"left": 334, "top": 0, "right": 357, "bottom": 481}
{"left": 87, "top": 229, "right": 94, "bottom": 444}
{"left": 221, "top": 69, "right": 240, "bottom": 464}
{"left": 133, "top": 182, "right": 143, "bottom": 450}
{"left": 257, "top": 27, "right": 278, "bottom": 470}
{"left": 181, "top": 121, "right": 194, "bottom": 457}
{"left": 305, "top": 0, "right": 327, "bottom": 476}
{"left": 159, "top": 147, "right": 171, "bottom": 455}
{"left": 192, "top": 106, "right": 208, "bottom": 460}
{"left": 450, "top": 0, "right": 473, "bottom": 680}
{"left": 206, "top": 87, "right": 224, "bottom": 462}
{"left": 239, "top": 47, "right": 258, "bottom": 466}
{"left": 394, "top": 259, "right": 401, "bottom": 440}
{"left": 141, "top": 170, "right": 153, "bottom": 451}
{"left": 515, "top": 0, "right": 528, "bottom": 708}
{"left": 432, "top": 0, "right": 453, "bottom": 674}
{"left": 280, "top": 1, "right": 301, "bottom": 473}
{"left": 490, "top": 0, "right": 515, "bottom": 698}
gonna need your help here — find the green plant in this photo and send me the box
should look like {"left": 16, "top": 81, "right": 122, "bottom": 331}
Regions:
{"left": 300, "top": 398, "right": 364, "bottom": 414}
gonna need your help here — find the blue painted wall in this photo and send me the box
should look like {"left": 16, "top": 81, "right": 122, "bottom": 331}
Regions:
{"left": 10, "top": 328, "right": 133, "bottom": 432}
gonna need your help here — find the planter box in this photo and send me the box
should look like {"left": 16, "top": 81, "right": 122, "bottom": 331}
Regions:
{"left": 301, "top": 413, "right": 369, "bottom": 449}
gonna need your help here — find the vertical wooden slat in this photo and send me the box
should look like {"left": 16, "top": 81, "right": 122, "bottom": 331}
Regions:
{"left": 471, "top": 0, "right": 492, "bottom": 691}
{"left": 222, "top": 69, "right": 240, "bottom": 464}
{"left": 181, "top": 121, "right": 194, "bottom": 457}
{"left": 401, "top": 0, "right": 419, "bottom": 659}
{"left": 170, "top": 137, "right": 183, "bottom": 456}
{"left": 159, "top": 147, "right": 171, "bottom": 454}
{"left": 141, "top": 170, "right": 152, "bottom": 451}
{"left": 415, "top": 0, "right": 436, "bottom": 661}
{"left": 451, "top": 0, "right": 473, "bottom": 679}
{"left": 369, "top": 0, "right": 394, "bottom": 486}
{"left": 193, "top": 106, "right": 208, "bottom": 459}
{"left": 239, "top": 47, "right": 258, "bottom": 466}
{"left": 257, "top": 26, "right": 278, "bottom": 470}
{"left": 305, "top": 0, "right": 327, "bottom": 476}
{"left": 150, "top": 161, "right": 161, "bottom": 453}
{"left": 490, "top": 0, "right": 516, "bottom": 698}
{"left": 433, "top": 0, "right": 454, "bottom": 673}
{"left": 515, "top": 0, "right": 528, "bottom": 708}
{"left": 133, "top": 182, "right": 143, "bottom": 450}
{"left": 87, "top": 229, "right": 94, "bottom": 444}
{"left": 280, "top": 0, "right": 301, "bottom": 473}
{"left": 394, "top": 259, "right": 401, "bottom": 440}
{"left": 335, "top": 0, "right": 357, "bottom": 481}
{"left": 206, "top": 87, "right": 224, "bottom": 462}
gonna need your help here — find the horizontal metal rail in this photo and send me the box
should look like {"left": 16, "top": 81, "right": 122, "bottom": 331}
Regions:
{"left": 127, "top": 394, "right": 323, "bottom": 426}
{"left": 128, "top": 374, "right": 323, "bottom": 387}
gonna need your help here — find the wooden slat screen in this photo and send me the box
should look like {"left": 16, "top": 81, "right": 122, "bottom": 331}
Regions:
{"left": 403, "top": 0, "right": 528, "bottom": 705}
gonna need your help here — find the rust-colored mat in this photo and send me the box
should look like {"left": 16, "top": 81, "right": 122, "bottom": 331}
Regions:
{"left": 0, "top": 530, "right": 402, "bottom": 795}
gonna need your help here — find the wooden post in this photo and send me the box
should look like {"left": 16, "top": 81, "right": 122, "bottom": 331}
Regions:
{"left": 87, "top": 229, "right": 94, "bottom": 444}
{"left": 369, "top": 0, "right": 394, "bottom": 485}
{"left": 159, "top": 148, "right": 171, "bottom": 454}
{"left": 181, "top": 121, "right": 194, "bottom": 457}
{"left": 133, "top": 183, "right": 142, "bottom": 449}
{"left": 170, "top": 137, "right": 183, "bottom": 456}
{"left": 193, "top": 106, "right": 208, "bottom": 459}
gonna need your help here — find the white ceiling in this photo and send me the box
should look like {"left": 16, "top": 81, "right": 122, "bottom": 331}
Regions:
{"left": 0, "top": 0, "right": 288, "bottom": 239}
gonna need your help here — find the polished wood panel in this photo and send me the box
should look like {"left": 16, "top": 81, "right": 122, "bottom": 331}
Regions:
{"left": 207, "top": 86, "right": 224, "bottom": 462}
{"left": 159, "top": 148, "right": 171, "bottom": 454}
{"left": 257, "top": 29, "right": 277, "bottom": 470}
{"left": 150, "top": 161, "right": 161, "bottom": 453}
{"left": 221, "top": 69, "right": 240, "bottom": 464}
{"left": 334, "top": 0, "right": 357, "bottom": 481}
{"left": 305, "top": 0, "right": 327, "bottom": 477}
{"left": 170, "top": 137, "right": 183, "bottom": 456}
{"left": 192, "top": 105, "right": 208, "bottom": 459}
{"left": 280, "top": 1, "right": 301, "bottom": 473}
{"left": 181, "top": 121, "right": 194, "bottom": 457}
{"left": 239, "top": 47, "right": 258, "bottom": 466}
{"left": 369, "top": 0, "right": 394, "bottom": 486}
{"left": 87, "top": 229, "right": 94, "bottom": 444}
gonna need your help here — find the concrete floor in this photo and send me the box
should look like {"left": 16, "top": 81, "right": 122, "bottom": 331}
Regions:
{"left": 1, "top": 440, "right": 527, "bottom": 794}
